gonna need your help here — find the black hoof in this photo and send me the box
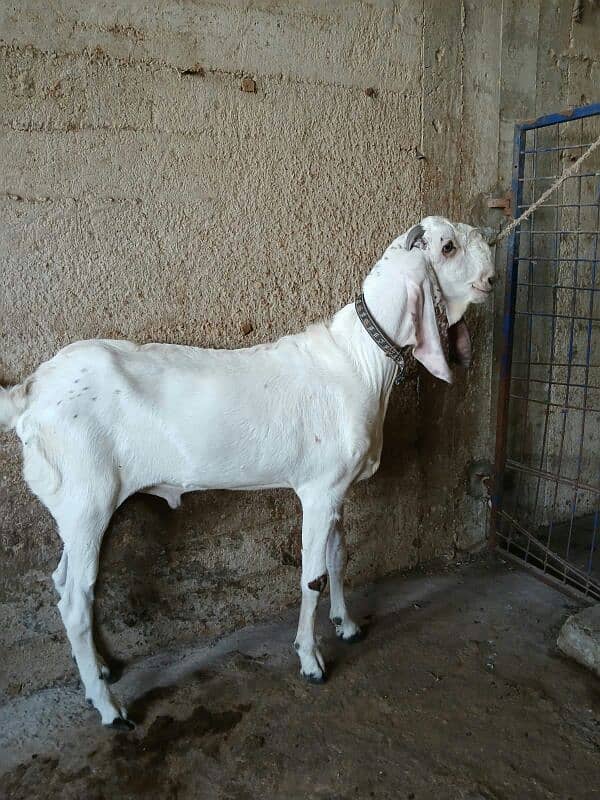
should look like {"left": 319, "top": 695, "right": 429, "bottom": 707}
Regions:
{"left": 339, "top": 628, "right": 364, "bottom": 644}
{"left": 301, "top": 671, "right": 327, "bottom": 685}
{"left": 110, "top": 716, "right": 135, "bottom": 731}
{"left": 103, "top": 659, "right": 125, "bottom": 684}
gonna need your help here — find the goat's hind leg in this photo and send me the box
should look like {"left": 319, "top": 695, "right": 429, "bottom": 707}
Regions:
{"left": 53, "top": 547, "right": 112, "bottom": 681}
{"left": 56, "top": 508, "right": 132, "bottom": 729}
{"left": 52, "top": 548, "right": 68, "bottom": 598}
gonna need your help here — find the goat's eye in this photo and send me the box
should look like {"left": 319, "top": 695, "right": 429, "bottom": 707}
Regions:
{"left": 442, "top": 240, "right": 455, "bottom": 255}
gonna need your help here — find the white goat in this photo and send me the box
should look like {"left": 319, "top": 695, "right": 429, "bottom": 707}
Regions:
{"left": 0, "top": 216, "right": 494, "bottom": 728}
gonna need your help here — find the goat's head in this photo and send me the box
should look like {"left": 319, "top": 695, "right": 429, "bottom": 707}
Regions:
{"left": 399, "top": 216, "right": 495, "bottom": 373}
{"left": 403, "top": 216, "right": 495, "bottom": 325}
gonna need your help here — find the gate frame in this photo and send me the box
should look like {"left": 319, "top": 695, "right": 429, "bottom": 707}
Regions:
{"left": 491, "top": 103, "right": 600, "bottom": 601}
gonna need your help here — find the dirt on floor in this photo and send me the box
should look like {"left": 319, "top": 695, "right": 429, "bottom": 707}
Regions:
{"left": 1, "top": 554, "right": 599, "bottom": 800}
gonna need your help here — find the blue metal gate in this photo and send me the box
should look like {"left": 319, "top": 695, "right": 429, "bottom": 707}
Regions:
{"left": 492, "top": 104, "right": 600, "bottom": 601}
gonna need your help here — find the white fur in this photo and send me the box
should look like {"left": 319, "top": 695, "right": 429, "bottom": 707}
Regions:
{"left": 0, "top": 216, "right": 494, "bottom": 726}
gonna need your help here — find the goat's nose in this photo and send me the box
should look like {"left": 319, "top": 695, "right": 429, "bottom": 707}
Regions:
{"left": 487, "top": 275, "right": 496, "bottom": 287}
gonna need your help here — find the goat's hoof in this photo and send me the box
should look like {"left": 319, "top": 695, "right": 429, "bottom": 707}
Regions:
{"left": 301, "top": 670, "right": 327, "bottom": 685}
{"left": 110, "top": 716, "right": 135, "bottom": 731}
{"left": 338, "top": 627, "right": 364, "bottom": 644}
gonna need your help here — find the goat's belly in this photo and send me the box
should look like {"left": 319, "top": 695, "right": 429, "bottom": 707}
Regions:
{"left": 355, "top": 457, "right": 381, "bottom": 482}
{"left": 115, "top": 402, "right": 341, "bottom": 497}
{"left": 141, "top": 484, "right": 184, "bottom": 508}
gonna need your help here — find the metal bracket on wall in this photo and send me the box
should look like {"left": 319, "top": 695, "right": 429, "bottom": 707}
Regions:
{"left": 487, "top": 192, "right": 513, "bottom": 218}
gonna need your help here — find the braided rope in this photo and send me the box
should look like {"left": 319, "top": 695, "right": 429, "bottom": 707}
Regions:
{"left": 493, "top": 131, "right": 600, "bottom": 245}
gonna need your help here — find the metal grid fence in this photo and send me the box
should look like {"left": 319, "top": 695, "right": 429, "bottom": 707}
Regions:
{"left": 493, "top": 104, "right": 600, "bottom": 602}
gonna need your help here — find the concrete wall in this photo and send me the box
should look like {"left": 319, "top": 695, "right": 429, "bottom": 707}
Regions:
{"left": 0, "top": 0, "right": 593, "bottom": 698}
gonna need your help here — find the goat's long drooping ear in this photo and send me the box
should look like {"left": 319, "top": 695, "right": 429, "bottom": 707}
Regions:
{"left": 448, "top": 319, "right": 472, "bottom": 368}
{"left": 404, "top": 223, "right": 427, "bottom": 250}
{"left": 407, "top": 278, "right": 452, "bottom": 383}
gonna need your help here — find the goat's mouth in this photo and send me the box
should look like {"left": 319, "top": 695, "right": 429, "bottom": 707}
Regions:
{"left": 471, "top": 284, "right": 493, "bottom": 296}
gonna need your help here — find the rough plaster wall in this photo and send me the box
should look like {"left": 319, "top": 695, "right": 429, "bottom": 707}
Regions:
{"left": 0, "top": 1, "right": 499, "bottom": 697}
{"left": 494, "top": 0, "right": 600, "bottom": 530}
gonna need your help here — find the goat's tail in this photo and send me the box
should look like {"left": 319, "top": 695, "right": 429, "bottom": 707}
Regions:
{"left": 0, "top": 382, "right": 30, "bottom": 431}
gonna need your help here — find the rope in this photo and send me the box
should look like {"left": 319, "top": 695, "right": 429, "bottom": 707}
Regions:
{"left": 493, "top": 131, "right": 600, "bottom": 245}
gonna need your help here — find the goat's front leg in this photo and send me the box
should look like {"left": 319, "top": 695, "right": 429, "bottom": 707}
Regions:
{"left": 327, "top": 525, "right": 362, "bottom": 642}
{"left": 294, "top": 491, "right": 342, "bottom": 682}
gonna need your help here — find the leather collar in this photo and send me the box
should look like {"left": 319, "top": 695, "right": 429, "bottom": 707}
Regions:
{"left": 354, "top": 293, "right": 408, "bottom": 385}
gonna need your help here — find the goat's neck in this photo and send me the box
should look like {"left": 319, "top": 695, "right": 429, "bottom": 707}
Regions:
{"left": 330, "top": 252, "right": 414, "bottom": 395}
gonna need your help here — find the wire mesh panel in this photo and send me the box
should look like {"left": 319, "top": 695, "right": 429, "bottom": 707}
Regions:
{"left": 493, "top": 104, "right": 600, "bottom": 601}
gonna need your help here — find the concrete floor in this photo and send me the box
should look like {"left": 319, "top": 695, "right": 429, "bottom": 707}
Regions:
{"left": 1, "top": 554, "right": 599, "bottom": 800}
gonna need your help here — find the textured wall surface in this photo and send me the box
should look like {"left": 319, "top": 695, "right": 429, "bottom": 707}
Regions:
{"left": 2, "top": 0, "right": 592, "bottom": 698}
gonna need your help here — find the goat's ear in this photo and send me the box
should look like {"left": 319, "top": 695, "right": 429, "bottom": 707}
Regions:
{"left": 407, "top": 278, "right": 452, "bottom": 383}
{"left": 448, "top": 319, "right": 472, "bottom": 368}
{"left": 404, "top": 223, "right": 427, "bottom": 251}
